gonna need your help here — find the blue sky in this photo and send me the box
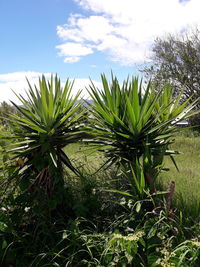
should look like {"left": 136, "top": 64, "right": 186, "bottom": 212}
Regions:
{"left": 0, "top": 0, "right": 199, "bottom": 103}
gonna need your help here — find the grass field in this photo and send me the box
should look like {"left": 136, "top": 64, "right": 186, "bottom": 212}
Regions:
{"left": 64, "top": 143, "right": 105, "bottom": 172}
{"left": 161, "top": 136, "right": 200, "bottom": 199}
{"left": 66, "top": 134, "right": 200, "bottom": 204}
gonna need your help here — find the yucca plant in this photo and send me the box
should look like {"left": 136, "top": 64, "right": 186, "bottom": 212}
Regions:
{"left": 86, "top": 74, "right": 198, "bottom": 195}
{"left": 5, "top": 75, "right": 85, "bottom": 208}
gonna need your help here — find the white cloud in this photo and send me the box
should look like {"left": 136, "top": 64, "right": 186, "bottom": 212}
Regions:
{"left": 64, "top": 56, "right": 80, "bottom": 63}
{"left": 0, "top": 72, "right": 51, "bottom": 104}
{"left": 0, "top": 71, "right": 51, "bottom": 83}
{"left": 0, "top": 71, "right": 100, "bottom": 104}
{"left": 72, "top": 78, "right": 102, "bottom": 99}
{"left": 56, "top": 0, "right": 200, "bottom": 65}
{"left": 56, "top": 42, "right": 93, "bottom": 63}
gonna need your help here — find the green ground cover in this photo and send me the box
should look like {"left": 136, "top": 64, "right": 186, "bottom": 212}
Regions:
{"left": 0, "top": 76, "right": 200, "bottom": 266}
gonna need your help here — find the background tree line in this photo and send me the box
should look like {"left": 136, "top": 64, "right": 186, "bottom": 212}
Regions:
{"left": 0, "top": 101, "right": 16, "bottom": 126}
{"left": 142, "top": 27, "right": 200, "bottom": 127}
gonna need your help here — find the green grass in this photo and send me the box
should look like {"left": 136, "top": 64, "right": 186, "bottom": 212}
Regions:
{"left": 159, "top": 134, "right": 200, "bottom": 234}
{"left": 64, "top": 143, "right": 105, "bottom": 172}
{"left": 64, "top": 136, "right": 200, "bottom": 226}
{"left": 66, "top": 135, "right": 200, "bottom": 204}
{"left": 159, "top": 135, "right": 200, "bottom": 206}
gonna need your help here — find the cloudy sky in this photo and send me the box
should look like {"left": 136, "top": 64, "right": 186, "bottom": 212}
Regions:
{"left": 0, "top": 0, "right": 200, "bottom": 103}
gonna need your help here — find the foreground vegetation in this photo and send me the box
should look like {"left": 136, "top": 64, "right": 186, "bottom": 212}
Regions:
{"left": 0, "top": 75, "right": 200, "bottom": 266}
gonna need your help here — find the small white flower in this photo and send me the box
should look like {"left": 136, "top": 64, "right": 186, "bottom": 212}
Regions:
{"left": 24, "top": 207, "right": 31, "bottom": 212}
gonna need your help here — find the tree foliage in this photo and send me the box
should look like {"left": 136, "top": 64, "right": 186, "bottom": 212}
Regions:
{"left": 142, "top": 28, "right": 200, "bottom": 126}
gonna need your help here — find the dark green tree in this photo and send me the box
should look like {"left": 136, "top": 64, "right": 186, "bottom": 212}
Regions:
{"left": 142, "top": 28, "right": 200, "bottom": 126}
